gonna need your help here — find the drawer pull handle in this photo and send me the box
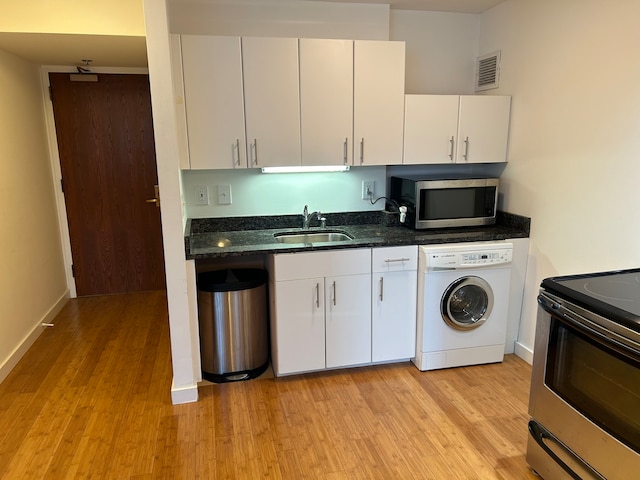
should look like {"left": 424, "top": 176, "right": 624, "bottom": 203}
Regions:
{"left": 384, "top": 258, "right": 411, "bottom": 263}
{"left": 379, "top": 277, "right": 384, "bottom": 301}
{"left": 315, "top": 283, "right": 320, "bottom": 308}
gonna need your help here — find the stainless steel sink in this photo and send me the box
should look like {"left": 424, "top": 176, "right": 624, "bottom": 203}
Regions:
{"left": 273, "top": 230, "right": 354, "bottom": 244}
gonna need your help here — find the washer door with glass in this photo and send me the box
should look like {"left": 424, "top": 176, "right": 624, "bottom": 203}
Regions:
{"left": 441, "top": 276, "right": 494, "bottom": 330}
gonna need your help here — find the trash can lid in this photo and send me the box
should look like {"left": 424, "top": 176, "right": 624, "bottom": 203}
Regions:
{"left": 197, "top": 268, "right": 267, "bottom": 292}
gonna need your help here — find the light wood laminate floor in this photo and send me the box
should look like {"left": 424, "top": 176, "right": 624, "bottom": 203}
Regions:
{"left": 0, "top": 291, "right": 538, "bottom": 479}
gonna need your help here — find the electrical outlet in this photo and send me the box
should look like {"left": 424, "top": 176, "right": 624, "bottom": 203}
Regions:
{"left": 217, "top": 185, "right": 232, "bottom": 205}
{"left": 362, "top": 180, "right": 375, "bottom": 200}
{"left": 195, "top": 185, "right": 209, "bottom": 205}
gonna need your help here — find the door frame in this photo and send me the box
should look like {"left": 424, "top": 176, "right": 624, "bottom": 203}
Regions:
{"left": 40, "top": 66, "right": 150, "bottom": 298}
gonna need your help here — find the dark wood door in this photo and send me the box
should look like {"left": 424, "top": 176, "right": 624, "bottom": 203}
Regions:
{"left": 49, "top": 73, "right": 165, "bottom": 296}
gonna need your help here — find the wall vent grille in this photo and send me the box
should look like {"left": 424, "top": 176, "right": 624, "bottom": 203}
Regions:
{"left": 475, "top": 50, "right": 501, "bottom": 92}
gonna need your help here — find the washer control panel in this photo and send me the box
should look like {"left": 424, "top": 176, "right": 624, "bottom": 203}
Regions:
{"left": 461, "top": 250, "right": 512, "bottom": 266}
{"left": 423, "top": 243, "right": 513, "bottom": 269}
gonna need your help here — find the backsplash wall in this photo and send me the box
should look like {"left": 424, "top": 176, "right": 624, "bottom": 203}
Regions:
{"left": 182, "top": 166, "right": 386, "bottom": 218}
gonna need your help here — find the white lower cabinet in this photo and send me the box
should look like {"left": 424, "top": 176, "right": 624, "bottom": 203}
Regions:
{"left": 371, "top": 246, "right": 418, "bottom": 362}
{"left": 325, "top": 273, "right": 371, "bottom": 368}
{"left": 269, "top": 249, "right": 371, "bottom": 376}
{"left": 272, "top": 276, "right": 326, "bottom": 374}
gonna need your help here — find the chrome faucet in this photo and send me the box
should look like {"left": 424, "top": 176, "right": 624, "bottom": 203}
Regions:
{"left": 302, "top": 205, "right": 321, "bottom": 229}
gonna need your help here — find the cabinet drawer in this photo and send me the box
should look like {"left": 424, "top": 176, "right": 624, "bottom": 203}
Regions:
{"left": 273, "top": 248, "right": 371, "bottom": 281}
{"left": 372, "top": 246, "right": 417, "bottom": 272}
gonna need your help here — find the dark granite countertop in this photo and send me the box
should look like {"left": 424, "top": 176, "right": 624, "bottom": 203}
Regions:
{"left": 185, "top": 210, "right": 530, "bottom": 260}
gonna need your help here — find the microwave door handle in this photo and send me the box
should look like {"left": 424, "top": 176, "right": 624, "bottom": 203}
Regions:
{"left": 528, "top": 421, "right": 605, "bottom": 480}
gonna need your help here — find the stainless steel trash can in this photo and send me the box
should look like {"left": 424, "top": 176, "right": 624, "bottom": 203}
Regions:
{"left": 197, "top": 268, "right": 269, "bottom": 383}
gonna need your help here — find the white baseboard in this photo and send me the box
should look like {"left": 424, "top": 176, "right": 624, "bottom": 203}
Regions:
{"left": 171, "top": 380, "right": 199, "bottom": 404}
{"left": 0, "top": 290, "right": 69, "bottom": 384}
{"left": 514, "top": 341, "right": 533, "bottom": 364}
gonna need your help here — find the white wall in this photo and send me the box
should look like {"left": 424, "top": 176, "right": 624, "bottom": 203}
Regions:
{"left": 168, "top": 0, "right": 390, "bottom": 39}
{"left": 0, "top": 0, "right": 144, "bottom": 35}
{"left": 145, "top": 0, "right": 200, "bottom": 404}
{"left": 0, "top": 49, "right": 68, "bottom": 382}
{"left": 479, "top": 0, "right": 640, "bottom": 357}
{"left": 390, "top": 10, "right": 479, "bottom": 94}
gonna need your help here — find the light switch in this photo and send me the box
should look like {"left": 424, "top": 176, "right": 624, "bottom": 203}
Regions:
{"left": 195, "top": 185, "right": 209, "bottom": 205}
{"left": 217, "top": 185, "right": 232, "bottom": 205}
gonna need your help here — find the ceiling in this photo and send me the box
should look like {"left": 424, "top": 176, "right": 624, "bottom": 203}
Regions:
{"left": 308, "top": 0, "right": 507, "bottom": 13}
{"left": 0, "top": 0, "right": 506, "bottom": 68}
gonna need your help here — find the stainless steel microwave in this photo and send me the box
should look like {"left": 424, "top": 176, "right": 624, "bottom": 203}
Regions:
{"left": 389, "top": 176, "right": 499, "bottom": 229}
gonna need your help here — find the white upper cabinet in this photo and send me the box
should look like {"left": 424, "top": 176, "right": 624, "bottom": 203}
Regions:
{"left": 178, "top": 36, "right": 408, "bottom": 169}
{"left": 404, "top": 94, "right": 511, "bottom": 164}
{"left": 354, "top": 40, "right": 406, "bottom": 166}
{"left": 403, "top": 95, "right": 459, "bottom": 164}
{"left": 242, "top": 37, "right": 301, "bottom": 167}
{"left": 180, "top": 35, "right": 247, "bottom": 169}
{"left": 299, "top": 38, "right": 353, "bottom": 166}
{"left": 456, "top": 95, "right": 511, "bottom": 163}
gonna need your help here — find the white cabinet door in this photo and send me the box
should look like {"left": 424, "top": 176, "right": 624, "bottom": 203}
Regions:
{"left": 371, "top": 246, "right": 417, "bottom": 362}
{"left": 353, "top": 40, "right": 405, "bottom": 166}
{"left": 299, "top": 39, "right": 353, "bottom": 166}
{"left": 403, "top": 95, "right": 459, "bottom": 165}
{"left": 403, "top": 95, "right": 511, "bottom": 165}
{"left": 325, "top": 273, "right": 372, "bottom": 368}
{"left": 242, "top": 37, "right": 301, "bottom": 167}
{"left": 272, "top": 277, "right": 326, "bottom": 375}
{"left": 181, "top": 35, "right": 247, "bottom": 169}
{"left": 270, "top": 249, "right": 371, "bottom": 375}
{"left": 372, "top": 270, "right": 417, "bottom": 362}
{"left": 456, "top": 95, "right": 511, "bottom": 164}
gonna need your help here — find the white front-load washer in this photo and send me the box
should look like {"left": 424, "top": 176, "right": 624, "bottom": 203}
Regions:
{"left": 412, "top": 242, "right": 513, "bottom": 371}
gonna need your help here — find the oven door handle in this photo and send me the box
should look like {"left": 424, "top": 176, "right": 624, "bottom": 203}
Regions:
{"left": 528, "top": 420, "right": 605, "bottom": 480}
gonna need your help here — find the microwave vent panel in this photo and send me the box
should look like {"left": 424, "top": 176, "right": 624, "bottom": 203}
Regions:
{"left": 475, "top": 50, "right": 501, "bottom": 92}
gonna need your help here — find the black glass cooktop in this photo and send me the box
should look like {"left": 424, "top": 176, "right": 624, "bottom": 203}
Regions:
{"left": 541, "top": 268, "right": 640, "bottom": 334}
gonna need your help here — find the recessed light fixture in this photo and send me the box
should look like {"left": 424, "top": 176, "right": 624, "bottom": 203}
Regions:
{"left": 261, "top": 165, "right": 350, "bottom": 173}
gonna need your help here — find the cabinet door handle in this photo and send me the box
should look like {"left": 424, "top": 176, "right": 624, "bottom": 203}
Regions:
{"left": 234, "top": 138, "right": 241, "bottom": 167}
{"left": 359, "top": 138, "right": 364, "bottom": 164}
{"left": 463, "top": 136, "right": 469, "bottom": 161}
{"left": 332, "top": 281, "right": 337, "bottom": 306}
{"left": 315, "top": 282, "right": 320, "bottom": 308}
{"left": 449, "top": 136, "right": 455, "bottom": 161}
{"left": 379, "top": 276, "right": 384, "bottom": 301}
{"left": 343, "top": 138, "right": 348, "bottom": 164}
{"left": 384, "top": 258, "right": 410, "bottom": 263}
{"left": 251, "top": 139, "right": 258, "bottom": 166}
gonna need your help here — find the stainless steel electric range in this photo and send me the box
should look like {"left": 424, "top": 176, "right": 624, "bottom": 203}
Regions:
{"left": 527, "top": 268, "right": 640, "bottom": 479}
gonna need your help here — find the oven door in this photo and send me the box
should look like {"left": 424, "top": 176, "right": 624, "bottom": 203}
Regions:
{"left": 527, "top": 291, "right": 640, "bottom": 479}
